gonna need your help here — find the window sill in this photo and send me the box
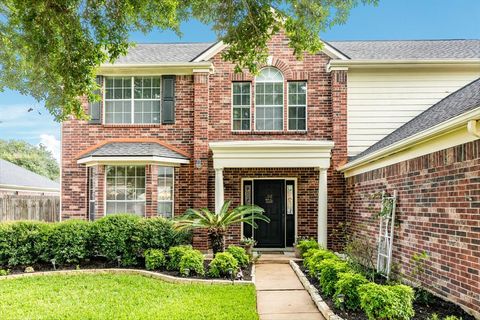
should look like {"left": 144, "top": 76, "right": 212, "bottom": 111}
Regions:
{"left": 232, "top": 130, "right": 308, "bottom": 135}
{"left": 102, "top": 123, "right": 167, "bottom": 128}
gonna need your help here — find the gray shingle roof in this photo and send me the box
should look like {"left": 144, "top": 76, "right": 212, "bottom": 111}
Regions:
{"left": 327, "top": 40, "right": 480, "bottom": 60}
{"left": 113, "top": 43, "right": 215, "bottom": 64}
{"left": 80, "top": 142, "right": 188, "bottom": 160}
{"left": 351, "top": 78, "right": 480, "bottom": 161}
{"left": 0, "top": 159, "right": 59, "bottom": 190}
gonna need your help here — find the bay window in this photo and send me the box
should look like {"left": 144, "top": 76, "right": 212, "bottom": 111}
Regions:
{"left": 157, "top": 166, "right": 174, "bottom": 218}
{"left": 106, "top": 165, "right": 145, "bottom": 215}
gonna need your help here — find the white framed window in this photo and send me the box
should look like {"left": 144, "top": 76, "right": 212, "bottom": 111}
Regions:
{"left": 105, "top": 165, "right": 145, "bottom": 216}
{"left": 157, "top": 166, "right": 174, "bottom": 218}
{"left": 232, "top": 82, "right": 251, "bottom": 131}
{"left": 255, "top": 67, "right": 284, "bottom": 131}
{"left": 105, "top": 76, "right": 161, "bottom": 124}
{"left": 288, "top": 81, "right": 307, "bottom": 131}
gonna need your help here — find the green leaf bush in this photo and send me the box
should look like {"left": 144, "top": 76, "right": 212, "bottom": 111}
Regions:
{"left": 46, "top": 220, "right": 92, "bottom": 265}
{"left": 226, "top": 245, "right": 249, "bottom": 267}
{"left": 0, "top": 215, "right": 189, "bottom": 268}
{"left": 0, "top": 221, "right": 52, "bottom": 267}
{"left": 90, "top": 214, "right": 141, "bottom": 266}
{"left": 208, "top": 252, "right": 238, "bottom": 278}
{"left": 317, "top": 259, "right": 350, "bottom": 297}
{"left": 167, "top": 245, "right": 193, "bottom": 271}
{"left": 296, "top": 239, "right": 319, "bottom": 257}
{"left": 144, "top": 249, "right": 166, "bottom": 271}
{"left": 358, "top": 282, "right": 415, "bottom": 320}
{"left": 334, "top": 271, "right": 368, "bottom": 311}
{"left": 179, "top": 249, "right": 205, "bottom": 277}
{"left": 304, "top": 248, "right": 339, "bottom": 277}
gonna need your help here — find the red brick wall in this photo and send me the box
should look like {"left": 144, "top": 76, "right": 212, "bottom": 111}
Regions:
{"left": 61, "top": 32, "right": 348, "bottom": 251}
{"left": 345, "top": 140, "right": 480, "bottom": 316}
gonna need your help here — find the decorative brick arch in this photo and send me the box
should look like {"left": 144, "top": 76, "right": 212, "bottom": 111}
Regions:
{"left": 228, "top": 57, "right": 308, "bottom": 81}
{"left": 267, "top": 57, "right": 293, "bottom": 79}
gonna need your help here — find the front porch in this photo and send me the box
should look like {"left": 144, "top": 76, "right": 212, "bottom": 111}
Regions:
{"left": 209, "top": 140, "right": 334, "bottom": 249}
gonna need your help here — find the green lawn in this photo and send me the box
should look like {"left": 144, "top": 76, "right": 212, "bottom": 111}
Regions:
{"left": 0, "top": 274, "right": 258, "bottom": 320}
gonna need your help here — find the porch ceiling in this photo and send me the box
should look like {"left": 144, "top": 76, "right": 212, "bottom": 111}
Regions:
{"left": 209, "top": 140, "right": 334, "bottom": 169}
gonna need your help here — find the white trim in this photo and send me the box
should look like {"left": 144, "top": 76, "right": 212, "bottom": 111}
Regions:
{"left": 190, "top": 40, "right": 349, "bottom": 62}
{"left": 318, "top": 169, "right": 328, "bottom": 248}
{"left": 328, "top": 59, "right": 480, "bottom": 71}
{"left": 340, "top": 106, "right": 480, "bottom": 177}
{"left": 77, "top": 156, "right": 189, "bottom": 166}
{"left": 0, "top": 184, "right": 59, "bottom": 194}
{"left": 240, "top": 178, "right": 298, "bottom": 249}
{"left": 210, "top": 140, "right": 334, "bottom": 169}
{"left": 192, "top": 42, "right": 227, "bottom": 62}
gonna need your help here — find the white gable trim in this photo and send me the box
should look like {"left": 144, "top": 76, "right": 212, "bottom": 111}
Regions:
{"left": 77, "top": 156, "right": 189, "bottom": 166}
{"left": 192, "top": 40, "right": 349, "bottom": 62}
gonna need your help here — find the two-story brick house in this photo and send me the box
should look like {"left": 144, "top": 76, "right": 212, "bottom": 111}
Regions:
{"left": 62, "top": 34, "right": 480, "bottom": 315}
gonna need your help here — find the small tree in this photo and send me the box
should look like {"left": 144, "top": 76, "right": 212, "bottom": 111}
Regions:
{"left": 175, "top": 201, "right": 269, "bottom": 255}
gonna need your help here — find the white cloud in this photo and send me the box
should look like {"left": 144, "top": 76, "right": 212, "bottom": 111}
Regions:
{"left": 39, "top": 134, "right": 61, "bottom": 163}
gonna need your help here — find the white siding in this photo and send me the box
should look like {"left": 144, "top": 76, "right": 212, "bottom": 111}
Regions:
{"left": 347, "top": 68, "right": 480, "bottom": 157}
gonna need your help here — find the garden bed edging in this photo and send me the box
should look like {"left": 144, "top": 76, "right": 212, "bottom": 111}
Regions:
{"left": 289, "top": 260, "right": 343, "bottom": 320}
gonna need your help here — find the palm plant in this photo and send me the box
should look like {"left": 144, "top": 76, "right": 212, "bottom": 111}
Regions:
{"left": 175, "top": 201, "right": 269, "bottom": 255}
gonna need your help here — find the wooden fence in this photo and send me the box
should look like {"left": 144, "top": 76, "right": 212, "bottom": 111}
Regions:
{"left": 0, "top": 194, "right": 60, "bottom": 222}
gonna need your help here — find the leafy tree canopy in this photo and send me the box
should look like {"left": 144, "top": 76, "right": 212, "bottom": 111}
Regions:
{"left": 0, "top": 0, "right": 377, "bottom": 121}
{"left": 0, "top": 139, "right": 60, "bottom": 181}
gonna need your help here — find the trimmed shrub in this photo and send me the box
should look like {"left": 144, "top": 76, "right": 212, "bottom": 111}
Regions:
{"left": 358, "top": 282, "right": 415, "bottom": 320}
{"left": 46, "top": 220, "right": 92, "bottom": 265}
{"left": 0, "top": 221, "right": 52, "bottom": 267}
{"left": 317, "top": 258, "right": 350, "bottom": 297}
{"left": 167, "top": 245, "right": 193, "bottom": 271}
{"left": 179, "top": 250, "right": 205, "bottom": 277}
{"left": 296, "top": 239, "right": 319, "bottom": 257}
{"left": 144, "top": 249, "right": 166, "bottom": 270}
{"left": 208, "top": 252, "right": 238, "bottom": 278}
{"left": 226, "top": 245, "right": 249, "bottom": 267}
{"left": 134, "top": 217, "right": 191, "bottom": 254}
{"left": 304, "top": 249, "right": 339, "bottom": 277}
{"left": 334, "top": 271, "right": 369, "bottom": 311}
{"left": 90, "top": 214, "right": 141, "bottom": 266}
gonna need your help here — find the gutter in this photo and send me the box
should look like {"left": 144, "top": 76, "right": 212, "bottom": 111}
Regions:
{"left": 339, "top": 106, "right": 480, "bottom": 172}
{"left": 0, "top": 184, "right": 60, "bottom": 193}
{"left": 327, "top": 59, "right": 480, "bottom": 71}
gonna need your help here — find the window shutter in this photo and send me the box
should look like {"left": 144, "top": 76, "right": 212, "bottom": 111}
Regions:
{"left": 162, "top": 75, "right": 175, "bottom": 124}
{"left": 88, "top": 76, "right": 102, "bottom": 124}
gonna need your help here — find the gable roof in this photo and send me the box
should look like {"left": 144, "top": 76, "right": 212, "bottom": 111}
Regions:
{"left": 327, "top": 39, "right": 480, "bottom": 60}
{"left": 0, "top": 159, "right": 59, "bottom": 191}
{"left": 113, "top": 42, "right": 215, "bottom": 64}
{"left": 350, "top": 77, "right": 480, "bottom": 162}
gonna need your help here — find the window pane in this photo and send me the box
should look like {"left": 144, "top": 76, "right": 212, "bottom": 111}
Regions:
{"left": 255, "top": 70, "right": 283, "bottom": 131}
{"left": 232, "top": 82, "right": 251, "bottom": 130}
{"left": 158, "top": 166, "right": 175, "bottom": 217}
{"left": 105, "top": 166, "right": 145, "bottom": 215}
{"left": 288, "top": 81, "right": 307, "bottom": 131}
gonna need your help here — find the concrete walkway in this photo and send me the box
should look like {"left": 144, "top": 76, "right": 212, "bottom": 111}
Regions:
{"left": 255, "top": 263, "right": 325, "bottom": 320}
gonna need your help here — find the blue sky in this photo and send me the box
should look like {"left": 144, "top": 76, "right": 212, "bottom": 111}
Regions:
{"left": 0, "top": 0, "right": 479, "bottom": 162}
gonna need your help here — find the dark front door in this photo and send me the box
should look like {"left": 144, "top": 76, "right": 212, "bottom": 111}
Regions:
{"left": 253, "top": 180, "right": 285, "bottom": 248}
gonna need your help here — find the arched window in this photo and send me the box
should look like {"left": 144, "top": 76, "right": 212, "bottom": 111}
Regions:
{"left": 255, "top": 67, "right": 284, "bottom": 131}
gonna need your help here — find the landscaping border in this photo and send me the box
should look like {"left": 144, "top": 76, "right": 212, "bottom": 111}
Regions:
{"left": 289, "top": 260, "right": 343, "bottom": 320}
{"left": 0, "top": 268, "right": 255, "bottom": 286}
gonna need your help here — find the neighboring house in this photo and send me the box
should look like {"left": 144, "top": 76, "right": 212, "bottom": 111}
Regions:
{"left": 0, "top": 159, "right": 59, "bottom": 195}
{"left": 0, "top": 159, "right": 60, "bottom": 222}
{"left": 61, "top": 34, "right": 480, "bottom": 315}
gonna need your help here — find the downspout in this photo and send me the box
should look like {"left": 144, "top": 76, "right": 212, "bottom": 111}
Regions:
{"left": 467, "top": 120, "right": 480, "bottom": 138}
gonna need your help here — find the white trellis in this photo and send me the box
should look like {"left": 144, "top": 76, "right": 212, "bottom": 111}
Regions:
{"left": 376, "top": 190, "right": 397, "bottom": 279}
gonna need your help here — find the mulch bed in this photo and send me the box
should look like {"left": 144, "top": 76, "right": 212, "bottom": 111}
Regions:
{"left": 5, "top": 258, "right": 253, "bottom": 281}
{"left": 296, "top": 261, "right": 475, "bottom": 320}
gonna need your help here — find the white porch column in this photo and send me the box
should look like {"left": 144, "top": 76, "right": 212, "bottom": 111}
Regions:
{"left": 318, "top": 168, "right": 328, "bottom": 248}
{"left": 214, "top": 168, "right": 224, "bottom": 213}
